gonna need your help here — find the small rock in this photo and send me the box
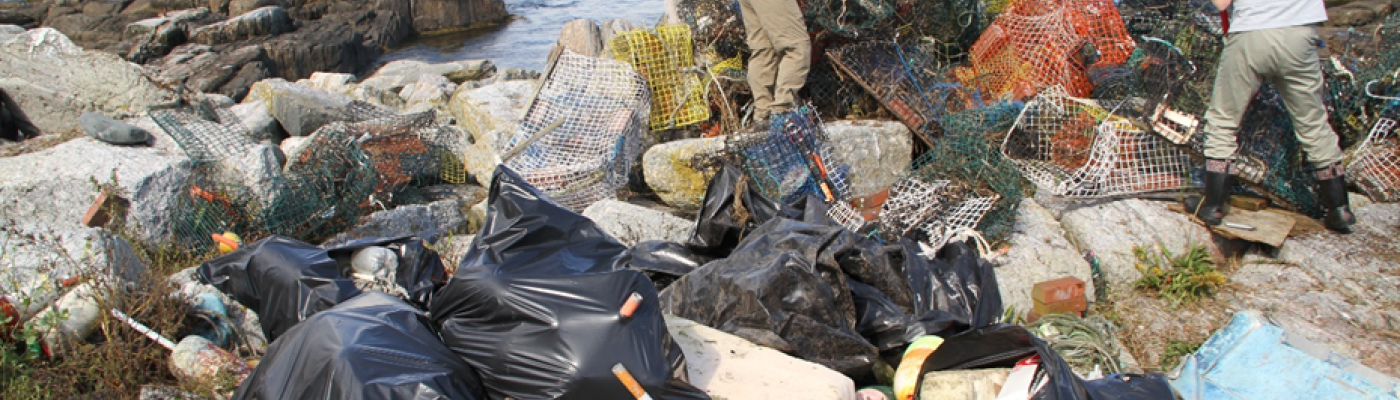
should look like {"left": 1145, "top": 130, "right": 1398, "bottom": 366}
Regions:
{"left": 665, "top": 315, "right": 857, "bottom": 400}
{"left": 557, "top": 18, "right": 603, "bottom": 58}
{"left": 582, "top": 200, "right": 693, "bottom": 246}
{"left": 80, "top": 112, "right": 152, "bottom": 145}
{"left": 321, "top": 197, "right": 470, "bottom": 247}
{"left": 642, "top": 136, "right": 726, "bottom": 212}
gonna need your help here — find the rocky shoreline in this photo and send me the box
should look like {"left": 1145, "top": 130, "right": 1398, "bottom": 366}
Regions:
{"left": 2, "top": 1, "right": 1400, "bottom": 398}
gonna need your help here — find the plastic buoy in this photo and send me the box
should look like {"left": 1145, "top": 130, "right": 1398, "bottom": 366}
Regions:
{"left": 212, "top": 231, "right": 241, "bottom": 254}
{"left": 892, "top": 335, "right": 945, "bottom": 400}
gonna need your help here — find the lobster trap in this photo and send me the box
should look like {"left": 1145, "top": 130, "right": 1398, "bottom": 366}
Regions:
{"left": 150, "top": 104, "right": 264, "bottom": 163}
{"left": 827, "top": 40, "right": 983, "bottom": 145}
{"left": 168, "top": 163, "right": 259, "bottom": 251}
{"left": 1347, "top": 116, "right": 1400, "bottom": 202}
{"left": 502, "top": 50, "right": 651, "bottom": 212}
{"left": 340, "top": 101, "right": 456, "bottom": 204}
{"left": 674, "top": 0, "right": 746, "bottom": 58}
{"left": 1324, "top": 13, "right": 1400, "bottom": 147}
{"left": 907, "top": 126, "right": 1029, "bottom": 243}
{"left": 610, "top": 25, "right": 711, "bottom": 131}
{"left": 1002, "top": 87, "right": 1193, "bottom": 197}
{"left": 259, "top": 123, "right": 379, "bottom": 242}
{"left": 806, "top": 0, "right": 897, "bottom": 38}
{"left": 727, "top": 106, "right": 852, "bottom": 204}
{"left": 962, "top": 0, "right": 1136, "bottom": 98}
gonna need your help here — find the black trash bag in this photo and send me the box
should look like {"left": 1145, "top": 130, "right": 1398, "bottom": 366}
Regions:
{"left": 687, "top": 164, "right": 798, "bottom": 257}
{"left": 660, "top": 216, "right": 879, "bottom": 375}
{"left": 902, "top": 240, "right": 1004, "bottom": 338}
{"left": 428, "top": 166, "right": 709, "bottom": 400}
{"left": 197, "top": 236, "right": 362, "bottom": 341}
{"left": 850, "top": 280, "right": 925, "bottom": 353}
{"left": 916, "top": 324, "right": 1179, "bottom": 400}
{"left": 233, "top": 292, "right": 486, "bottom": 400}
{"left": 619, "top": 240, "right": 710, "bottom": 291}
{"left": 326, "top": 236, "right": 450, "bottom": 308}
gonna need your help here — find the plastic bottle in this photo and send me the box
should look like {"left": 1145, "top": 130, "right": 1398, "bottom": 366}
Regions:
{"left": 33, "top": 282, "right": 102, "bottom": 356}
{"left": 0, "top": 275, "right": 65, "bottom": 332}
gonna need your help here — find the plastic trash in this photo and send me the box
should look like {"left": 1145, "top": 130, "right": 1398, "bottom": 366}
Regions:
{"left": 428, "top": 166, "right": 708, "bottom": 400}
{"left": 198, "top": 235, "right": 448, "bottom": 341}
{"left": 349, "top": 246, "right": 397, "bottom": 281}
{"left": 618, "top": 240, "right": 709, "bottom": 291}
{"left": 33, "top": 282, "right": 102, "bottom": 356}
{"left": 170, "top": 335, "right": 253, "bottom": 388}
{"left": 190, "top": 292, "right": 234, "bottom": 348}
{"left": 233, "top": 292, "right": 485, "bottom": 400}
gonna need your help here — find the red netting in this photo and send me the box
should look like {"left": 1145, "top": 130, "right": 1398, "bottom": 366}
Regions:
{"left": 964, "top": 0, "right": 1135, "bottom": 98}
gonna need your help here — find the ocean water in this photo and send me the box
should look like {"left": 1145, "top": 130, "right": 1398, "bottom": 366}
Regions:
{"left": 375, "top": 0, "right": 668, "bottom": 72}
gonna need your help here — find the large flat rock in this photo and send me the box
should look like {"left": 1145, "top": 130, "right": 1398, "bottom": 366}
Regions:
{"left": 665, "top": 315, "right": 856, "bottom": 400}
{"left": 582, "top": 200, "right": 692, "bottom": 246}
{"left": 1058, "top": 198, "right": 1214, "bottom": 289}
{"left": 642, "top": 137, "right": 725, "bottom": 212}
{"left": 0, "top": 138, "right": 189, "bottom": 243}
{"left": 0, "top": 28, "right": 175, "bottom": 135}
{"left": 996, "top": 198, "right": 1093, "bottom": 317}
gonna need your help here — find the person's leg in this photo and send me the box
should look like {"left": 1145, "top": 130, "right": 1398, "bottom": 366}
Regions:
{"left": 751, "top": 0, "right": 808, "bottom": 114}
{"left": 1190, "top": 32, "right": 1263, "bottom": 224}
{"left": 1269, "top": 26, "right": 1353, "bottom": 232}
{"left": 739, "top": 0, "right": 777, "bottom": 119}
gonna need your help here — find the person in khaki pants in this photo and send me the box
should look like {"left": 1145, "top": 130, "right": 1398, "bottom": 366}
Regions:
{"left": 1190, "top": 0, "right": 1356, "bottom": 233}
{"left": 739, "top": 0, "right": 809, "bottom": 121}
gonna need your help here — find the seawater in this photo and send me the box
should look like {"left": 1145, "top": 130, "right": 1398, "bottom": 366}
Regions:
{"left": 375, "top": 0, "right": 667, "bottom": 72}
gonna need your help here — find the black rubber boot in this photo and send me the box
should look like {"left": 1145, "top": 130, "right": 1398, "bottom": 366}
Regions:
{"left": 1185, "top": 158, "right": 1232, "bottom": 226}
{"left": 1315, "top": 163, "right": 1356, "bottom": 234}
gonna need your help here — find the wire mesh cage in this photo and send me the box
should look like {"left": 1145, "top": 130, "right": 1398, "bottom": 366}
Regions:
{"left": 726, "top": 105, "right": 852, "bottom": 204}
{"left": 885, "top": 0, "right": 989, "bottom": 50}
{"left": 338, "top": 102, "right": 443, "bottom": 203}
{"left": 502, "top": 50, "right": 651, "bottom": 212}
{"left": 610, "top": 25, "right": 711, "bottom": 131}
{"left": 675, "top": 0, "right": 747, "bottom": 58}
{"left": 806, "top": 0, "right": 897, "bottom": 38}
{"left": 259, "top": 122, "right": 379, "bottom": 242}
{"left": 963, "top": 0, "right": 1136, "bottom": 98}
{"left": 1347, "top": 116, "right": 1400, "bottom": 202}
{"left": 1324, "top": 13, "right": 1400, "bottom": 148}
{"left": 907, "top": 123, "right": 1029, "bottom": 242}
{"left": 150, "top": 104, "right": 262, "bottom": 163}
{"left": 877, "top": 177, "right": 967, "bottom": 237}
{"left": 168, "top": 163, "right": 259, "bottom": 251}
{"left": 827, "top": 40, "right": 983, "bottom": 145}
{"left": 1003, "top": 86, "right": 1193, "bottom": 197}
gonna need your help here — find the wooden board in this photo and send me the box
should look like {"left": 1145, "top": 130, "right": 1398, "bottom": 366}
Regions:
{"left": 1168, "top": 203, "right": 1296, "bottom": 247}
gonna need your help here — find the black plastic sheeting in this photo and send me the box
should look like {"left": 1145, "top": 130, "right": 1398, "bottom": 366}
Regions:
{"left": 428, "top": 166, "right": 709, "bottom": 400}
{"left": 659, "top": 165, "right": 1003, "bottom": 376}
{"left": 233, "top": 292, "right": 486, "bottom": 400}
{"left": 918, "top": 324, "right": 1179, "bottom": 400}
{"left": 619, "top": 240, "right": 709, "bottom": 290}
{"left": 197, "top": 236, "right": 450, "bottom": 341}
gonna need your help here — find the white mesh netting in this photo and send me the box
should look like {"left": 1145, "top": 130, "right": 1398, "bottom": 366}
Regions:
{"left": 1002, "top": 87, "right": 1193, "bottom": 197}
{"left": 918, "top": 194, "right": 1000, "bottom": 251}
{"left": 502, "top": 50, "right": 651, "bottom": 212}
{"left": 1347, "top": 116, "right": 1400, "bottom": 202}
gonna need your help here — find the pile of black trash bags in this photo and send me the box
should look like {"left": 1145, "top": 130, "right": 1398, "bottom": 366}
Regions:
{"left": 197, "top": 165, "right": 1176, "bottom": 399}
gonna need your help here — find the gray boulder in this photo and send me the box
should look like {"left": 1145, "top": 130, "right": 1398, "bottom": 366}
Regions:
{"left": 150, "top": 43, "right": 269, "bottom": 98}
{"left": 558, "top": 18, "right": 603, "bottom": 58}
{"left": 229, "top": 0, "right": 283, "bottom": 16}
{"left": 0, "top": 138, "right": 190, "bottom": 244}
{"left": 0, "top": 28, "right": 175, "bottom": 135}
{"left": 410, "top": 0, "right": 508, "bottom": 33}
{"left": 824, "top": 119, "right": 913, "bottom": 198}
{"left": 399, "top": 74, "right": 456, "bottom": 113}
{"left": 189, "top": 6, "right": 293, "bottom": 45}
{"left": 0, "top": 226, "right": 147, "bottom": 294}
{"left": 361, "top": 59, "right": 496, "bottom": 90}
{"left": 229, "top": 100, "right": 283, "bottom": 140}
{"left": 321, "top": 197, "right": 470, "bottom": 247}
{"left": 262, "top": 17, "right": 378, "bottom": 80}
{"left": 1057, "top": 198, "right": 1214, "bottom": 289}
{"left": 995, "top": 198, "right": 1093, "bottom": 317}
{"left": 642, "top": 136, "right": 726, "bottom": 212}
{"left": 582, "top": 200, "right": 693, "bottom": 246}
{"left": 244, "top": 78, "right": 355, "bottom": 136}
{"left": 80, "top": 112, "right": 152, "bottom": 145}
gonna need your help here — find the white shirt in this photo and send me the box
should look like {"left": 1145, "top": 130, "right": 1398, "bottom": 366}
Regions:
{"left": 1228, "top": 0, "right": 1329, "bottom": 33}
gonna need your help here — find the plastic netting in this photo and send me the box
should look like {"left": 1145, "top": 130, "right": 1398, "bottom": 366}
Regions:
{"left": 150, "top": 104, "right": 263, "bottom": 163}
{"left": 939, "top": 100, "right": 1023, "bottom": 140}
{"left": 907, "top": 125, "right": 1029, "bottom": 242}
{"left": 726, "top": 106, "right": 852, "bottom": 204}
{"left": 611, "top": 25, "right": 711, "bottom": 131}
{"left": 827, "top": 40, "right": 983, "bottom": 145}
{"left": 825, "top": 199, "right": 869, "bottom": 233}
{"left": 502, "top": 50, "right": 651, "bottom": 212}
{"left": 806, "top": 0, "right": 897, "bottom": 38}
{"left": 804, "top": 57, "right": 880, "bottom": 119}
{"left": 877, "top": 178, "right": 966, "bottom": 237}
{"left": 1347, "top": 116, "right": 1400, "bottom": 202}
{"left": 1003, "top": 87, "right": 1193, "bottom": 197}
{"left": 338, "top": 101, "right": 457, "bottom": 204}
{"left": 962, "top": 0, "right": 1136, "bottom": 98}
{"left": 168, "top": 163, "right": 259, "bottom": 250}
{"left": 1324, "top": 13, "right": 1400, "bottom": 147}
{"left": 885, "top": 0, "right": 988, "bottom": 49}
{"left": 675, "top": 0, "right": 746, "bottom": 58}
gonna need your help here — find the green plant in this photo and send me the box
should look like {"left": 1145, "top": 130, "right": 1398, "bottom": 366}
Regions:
{"left": 1160, "top": 339, "right": 1203, "bottom": 371}
{"left": 1133, "top": 243, "right": 1224, "bottom": 304}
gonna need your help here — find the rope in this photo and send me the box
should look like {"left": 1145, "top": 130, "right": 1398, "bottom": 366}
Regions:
{"left": 1026, "top": 313, "right": 1128, "bottom": 376}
